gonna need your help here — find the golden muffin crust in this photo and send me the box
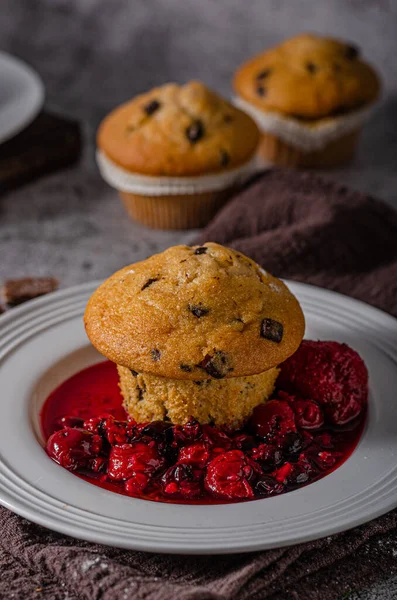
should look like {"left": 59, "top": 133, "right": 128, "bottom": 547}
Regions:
{"left": 233, "top": 33, "right": 380, "bottom": 119}
{"left": 118, "top": 365, "right": 279, "bottom": 427}
{"left": 97, "top": 81, "right": 260, "bottom": 176}
{"left": 85, "top": 243, "right": 305, "bottom": 379}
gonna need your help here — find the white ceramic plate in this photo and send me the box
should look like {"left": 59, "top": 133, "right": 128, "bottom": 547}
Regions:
{"left": 0, "top": 51, "right": 44, "bottom": 144}
{"left": 0, "top": 281, "right": 397, "bottom": 554}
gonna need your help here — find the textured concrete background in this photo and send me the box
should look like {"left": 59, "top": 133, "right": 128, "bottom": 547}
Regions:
{"left": 1, "top": 2, "right": 397, "bottom": 597}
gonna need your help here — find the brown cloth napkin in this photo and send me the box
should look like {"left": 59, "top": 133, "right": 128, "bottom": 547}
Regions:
{"left": 0, "top": 111, "right": 81, "bottom": 194}
{"left": 2, "top": 169, "right": 397, "bottom": 600}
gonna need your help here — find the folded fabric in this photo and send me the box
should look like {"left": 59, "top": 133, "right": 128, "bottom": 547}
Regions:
{"left": 2, "top": 169, "right": 397, "bottom": 600}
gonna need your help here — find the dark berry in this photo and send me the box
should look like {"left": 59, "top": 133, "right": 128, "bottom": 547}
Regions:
{"left": 260, "top": 318, "right": 283, "bottom": 343}
{"left": 283, "top": 432, "right": 303, "bottom": 457}
{"left": 255, "top": 475, "right": 284, "bottom": 497}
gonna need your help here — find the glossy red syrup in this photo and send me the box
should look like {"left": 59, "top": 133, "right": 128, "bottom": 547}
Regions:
{"left": 41, "top": 342, "right": 367, "bottom": 505}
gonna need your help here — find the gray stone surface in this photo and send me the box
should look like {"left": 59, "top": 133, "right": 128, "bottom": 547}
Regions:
{"left": 1, "top": 2, "right": 397, "bottom": 598}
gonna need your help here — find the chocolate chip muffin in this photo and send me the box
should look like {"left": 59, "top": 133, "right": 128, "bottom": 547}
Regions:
{"left": 84, "top": 243, "right": 305, "bottom": 427}
{"left": 233, "top": 34, "right": 381, "bottom": 168}
{"left": 97, "top": 81, "right": 260, "bottom": 229}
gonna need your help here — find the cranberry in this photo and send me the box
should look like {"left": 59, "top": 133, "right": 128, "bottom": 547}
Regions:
{"left": 249, "top": 400, "right": 296, "bottom": 440}
{"left": 205, "top": 450, "right": 256, "bottom": 500}
{"left": 108, "top": 442, "right": 164, "bottom": 481}
{"left": 255, "top": 475, "right": 284, "bottom": 497}
{"left": 46, "top": 428, "right": 102, "bottom": 471}
{"left": 125, "top": 473, "right": 149, "bottom": 496}
{"left": 178, "top": 442, "right": 210, "bottom": 468}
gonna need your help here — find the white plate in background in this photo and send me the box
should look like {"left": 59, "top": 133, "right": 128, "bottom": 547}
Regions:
{"left": 0, "top": 51, "right": 44, "bottom": 144}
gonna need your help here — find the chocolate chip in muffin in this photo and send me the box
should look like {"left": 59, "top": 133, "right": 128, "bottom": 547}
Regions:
{"left": 256, "top": 86, "right": 267, "bottom": 97}
{"left": 256, "top": 68, "right": 271, "bottom": 80}
{"left": 130, "top": 369, "right": 139, "bottom": 377}
{"left": 151, "top": 348, "right": 161, "bottom": 361}
{"left": 306, "top": 62, "right": 317, "bottom": 74}
{"left": 141, "top": 277, "right": 159, "bottom": 291}
{"left": 186, "top": 120, "right": 205, "bottom": 143}
{"left": 144, "top": 99, "right": 161, "bottom": 115}
{"left": 180, "top": 363, "right": 193, "bottom": 372}
{"left": 345, "top": 44, "right": 359, "bottom": 60}
{"left": 220, "top": 149, "right": 230, "bottom": 167}
{"left": 137, "top": 384, "right": 145, "bottom": 401}
{"left": 199, "top": 351, "right": 231, "bottom": 379}
{"left": 194, "top": 246, "right": 207, "bottom": 255}
{"left": 223, "top": 114, "right": 233, "bottom": 123}
{"left": 260, "top": 318, "right": 283, "bottom": 343}
{"left": 189, "top": 304, "right": 209, "bottom": 318}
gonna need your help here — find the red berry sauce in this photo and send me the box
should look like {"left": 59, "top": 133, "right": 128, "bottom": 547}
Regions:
{"left": 41, "top": 341, "right": 368, "bottom": 504}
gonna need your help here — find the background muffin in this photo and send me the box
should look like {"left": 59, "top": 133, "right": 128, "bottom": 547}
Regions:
{"left": 97, "top": 81, "right": 260, "bottom": 229}
{"left": 233, "top": 33, "right": 381, "bottom": 168}
{"left": 85, "top": 243, "right": 305, "bottom": 426}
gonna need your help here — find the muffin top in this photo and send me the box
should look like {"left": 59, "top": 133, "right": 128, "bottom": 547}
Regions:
{"left": 84, "top": 243, "right": 305, "bottom": 380}
{"left": 233, "top": 34, "right": 380, "bottom": 120}
{"left": 97, "top": 81, "right": 260, "bottom": 176}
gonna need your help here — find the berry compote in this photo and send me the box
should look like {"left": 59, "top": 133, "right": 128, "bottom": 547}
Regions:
{"left": 42, "top": 341, "right": 368, "bottom": 504}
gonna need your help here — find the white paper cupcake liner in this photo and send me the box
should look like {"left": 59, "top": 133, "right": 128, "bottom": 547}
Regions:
{"left": 96, "top": 151, "right": 261, "bottom": 196}
{"left": 233, "top": 97, "right": 375, "bottom": 152}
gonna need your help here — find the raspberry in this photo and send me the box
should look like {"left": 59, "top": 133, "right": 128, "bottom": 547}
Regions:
{"left": 278, "top": 341, "right": 368, "bottom": 425}
{"left": 205, "top": 450, "right": 257, "bottom": 499}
